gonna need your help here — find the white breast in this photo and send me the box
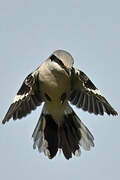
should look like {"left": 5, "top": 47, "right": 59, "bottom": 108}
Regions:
{"left": 38, "top": 60, "right": 71, "bottom": 101}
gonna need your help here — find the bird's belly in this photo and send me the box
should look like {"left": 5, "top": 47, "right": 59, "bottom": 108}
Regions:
{"left": 39, "top": 68, "right": 71, "bottom": 101}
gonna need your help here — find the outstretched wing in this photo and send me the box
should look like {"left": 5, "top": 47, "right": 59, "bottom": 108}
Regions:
{"left": 2, "top": 70, "right": 43, "bottom": 124}
{"left": 69, "top": 68, "right": 118, "bottom": 116}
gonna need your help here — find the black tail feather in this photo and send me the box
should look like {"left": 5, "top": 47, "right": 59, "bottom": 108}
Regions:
{"left": 44, "top": 113, "right": 82, "bottom": 159}
{"left": 32, "top": 110, "right": 94, "bottom": 159}
{"left": 44, "top": 115, "right": 58, "bottom": 159}
{"left": 58, "top": 114, "right": 80, "bottom": 159}
{"left": 59, "top": 126, "right": 72, "bottom": 159}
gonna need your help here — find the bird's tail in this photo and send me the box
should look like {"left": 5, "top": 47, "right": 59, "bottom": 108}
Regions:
{"left": 32, "top": 106, "right": 94, "bottom": 159}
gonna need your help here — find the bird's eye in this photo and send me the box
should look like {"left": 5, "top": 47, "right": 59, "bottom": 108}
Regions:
{"left": 61, "top": 92, "right": 67, "bottom": 104}
{"left": 44, "top": 93, "right": 51, "bottom": 102}
{"left": 50, "top": 55, "right": 64, "bottom": 67}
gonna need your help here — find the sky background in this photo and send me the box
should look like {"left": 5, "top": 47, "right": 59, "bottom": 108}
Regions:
{"left": 0, "top": 0, "right": 120, "bottom": 179}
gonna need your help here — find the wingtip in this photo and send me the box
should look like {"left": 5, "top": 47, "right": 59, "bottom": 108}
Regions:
{"left": 2, "top": 119, "right": 6, "bottom": 125}
{"left": 112, "top": 111, "right": 118, "bottom": 116}
{"left": 2, "top": 111, "right": 13, "bottom": 124}
{"left": 106, "top": 107, "right": 118, "bottom": 116}
{"left": 2, "top": 117, "right": 8, "bottom": 124}
{"left": 104, "top": 110, "right": 118, "bottom": 116}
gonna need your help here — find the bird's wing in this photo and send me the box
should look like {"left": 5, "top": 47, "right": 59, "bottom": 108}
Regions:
{"left": 69, "top": 68, "right": 118, "bottom": 116}
{"left": 2, "top": 69, "right": 43, "bottom": 124}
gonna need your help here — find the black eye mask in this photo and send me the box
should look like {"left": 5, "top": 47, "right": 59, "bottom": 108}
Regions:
{"left": 50, "top": 54, "right": 70, "bottom": 75}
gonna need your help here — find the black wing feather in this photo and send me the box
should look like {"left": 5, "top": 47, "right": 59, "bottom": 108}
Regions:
{"left": 2, "top": 71, "right": 43, "bottom": 124}
{"left": 69, "top": 69, "right": 118, "bottom": 116}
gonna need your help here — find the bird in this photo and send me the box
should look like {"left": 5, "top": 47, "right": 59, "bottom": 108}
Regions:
{"left": 2, "top": 49, "right": 118, "bottom": 159}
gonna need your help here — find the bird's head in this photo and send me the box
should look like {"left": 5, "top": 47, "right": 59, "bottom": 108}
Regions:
{"left": 50, "top": 49, "right": 74, "bottom": 69}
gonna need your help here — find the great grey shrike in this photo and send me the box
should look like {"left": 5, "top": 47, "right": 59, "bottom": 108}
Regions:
{"left": 2, "top": 50, "right": 118, "bottom": 159}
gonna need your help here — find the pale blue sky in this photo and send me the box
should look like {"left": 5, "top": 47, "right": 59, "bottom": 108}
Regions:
{"left": 0, "top": 0, "right": 120, "bottom": 180}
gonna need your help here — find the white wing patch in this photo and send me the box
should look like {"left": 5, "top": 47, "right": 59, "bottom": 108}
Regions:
{"left": 13, "top": 93, "right": 29, "bottom": 103}
{"left": 87, "top": 88, "right": 102, "bottom": 96}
